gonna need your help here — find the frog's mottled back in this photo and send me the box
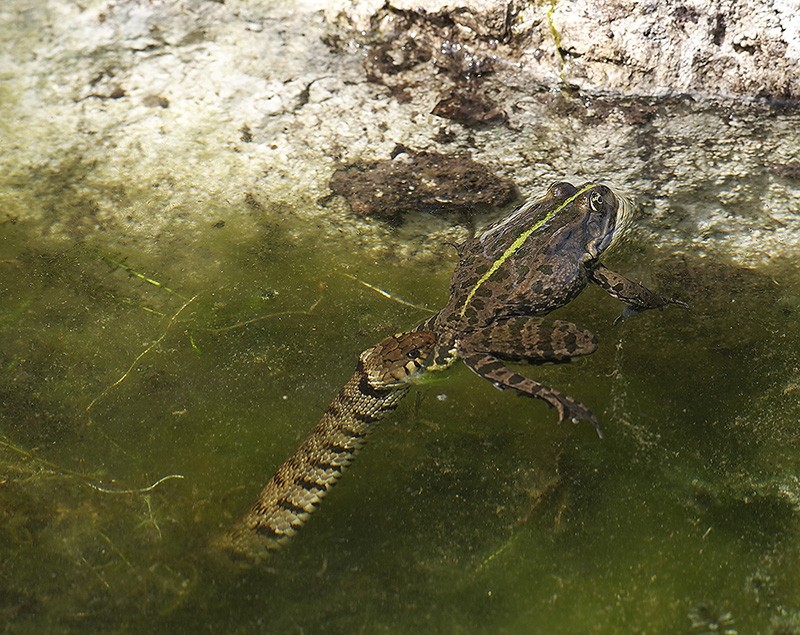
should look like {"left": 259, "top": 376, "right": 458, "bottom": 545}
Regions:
{"left": 436, "top": 182, "right": 623, "bottom": 331}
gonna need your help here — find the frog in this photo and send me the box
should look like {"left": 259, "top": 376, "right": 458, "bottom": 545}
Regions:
{"left": 418, "top": 180, "right": 685, "bottom": 434}
{"left": 220, "top": 181, "right": 686, "bottom": 558}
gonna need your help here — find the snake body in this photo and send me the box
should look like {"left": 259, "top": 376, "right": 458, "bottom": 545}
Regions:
{"left": 221, "top": 331, "right": 435, "bottom": 559}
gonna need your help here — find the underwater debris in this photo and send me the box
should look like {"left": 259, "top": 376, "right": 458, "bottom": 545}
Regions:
{"left": 340, "top": 273, "right": 434, "bottom": 312}
{"left": 86, "top": 295, "right": 198, "bottom": 412}
{"left": 689, "top": 603, "right": 737, "bottom": 635}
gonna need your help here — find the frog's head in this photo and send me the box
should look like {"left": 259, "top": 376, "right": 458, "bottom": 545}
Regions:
{"left": 477, "top": 180, "right": 633, "bottom": 265}
{"left": 545, "top": 181, "right": 633, "bottom": 263}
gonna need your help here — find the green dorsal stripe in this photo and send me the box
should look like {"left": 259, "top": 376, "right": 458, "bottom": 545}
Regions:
{"left": 459, "top": 183, "right": 595, "bottom": 317}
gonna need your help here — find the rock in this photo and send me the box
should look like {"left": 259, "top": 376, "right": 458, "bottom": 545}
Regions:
{"left": 327, "top": 0, "right": 800, "bottom": 101}
{"left": 1, "top": 0, "right": 798, "bottom": 267}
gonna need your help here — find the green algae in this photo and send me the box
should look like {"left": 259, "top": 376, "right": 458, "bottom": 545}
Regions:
{"left": 1, "top": 196, "right": 800, "bottom": 634}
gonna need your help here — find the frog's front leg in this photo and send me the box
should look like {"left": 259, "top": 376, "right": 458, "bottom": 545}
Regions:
{"left": 457, "top": 317, "right": 603, "bottom": 437}
{"left": 588, "top": 263, "right": 688, "bottom": 323}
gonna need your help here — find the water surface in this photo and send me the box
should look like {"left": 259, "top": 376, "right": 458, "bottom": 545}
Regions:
{"left": 1, "top": 200, "right": 799, "bottom": 634}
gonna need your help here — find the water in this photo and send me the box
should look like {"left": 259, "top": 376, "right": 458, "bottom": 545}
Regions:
{"left": 2, "top": 201, "right": 799, "bottom": 633}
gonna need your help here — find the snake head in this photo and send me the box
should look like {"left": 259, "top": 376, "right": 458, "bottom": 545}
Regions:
{"left": 360, "top": 331, "right": 436, "bottom": 388}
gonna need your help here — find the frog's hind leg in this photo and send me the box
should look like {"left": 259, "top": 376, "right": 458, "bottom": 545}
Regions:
{"left": 457, "top": 318, "right": 603, "bottom": 437}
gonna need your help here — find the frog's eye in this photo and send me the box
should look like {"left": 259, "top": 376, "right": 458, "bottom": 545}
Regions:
{"left": 589, "top": 191, "right": 605, "bottom": 213}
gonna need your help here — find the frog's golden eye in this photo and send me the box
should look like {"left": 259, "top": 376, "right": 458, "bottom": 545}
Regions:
{"left": 589, "top": 191, "right": 604, "bottom": 213}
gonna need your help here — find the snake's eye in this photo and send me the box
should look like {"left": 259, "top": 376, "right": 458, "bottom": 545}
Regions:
{"left": 407, "top": 350, "right": 421, "bottom": 359}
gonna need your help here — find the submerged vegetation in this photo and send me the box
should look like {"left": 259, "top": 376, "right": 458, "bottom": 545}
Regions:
{"left": 1, "top": 211, "right": 799, "bottom": 632}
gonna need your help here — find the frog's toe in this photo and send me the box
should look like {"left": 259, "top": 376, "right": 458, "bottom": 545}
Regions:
{"left": 555, "top": 397, "right": 603, "bottom": 439}
{"left": 668, "top": 297, "right": 690, "bottom": 309}
{"left": 587, "top": 414, "right": 604, "bottom": 439}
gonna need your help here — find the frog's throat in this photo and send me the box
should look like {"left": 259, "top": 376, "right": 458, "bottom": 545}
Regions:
{"left": 459, "top": 183, "right": 595, "bottom": 317}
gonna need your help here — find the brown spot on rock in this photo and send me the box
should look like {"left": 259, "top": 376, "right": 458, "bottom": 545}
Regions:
{"left": 142, "top": 93, "right": 169, "bottom": 108}
{"left": 365, "top": 37, "right": 432, "bottom": 80}
{"left": 769, "top": 161, "right": 800, "bottom": 181}
{"left": 329, "top": 149, "right": 518, "bottom": 224}
{"left": 432, "top": 87, "right": 507, "bottom": 127}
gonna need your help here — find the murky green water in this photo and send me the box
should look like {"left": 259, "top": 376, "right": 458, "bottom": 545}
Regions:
{"left": 2, "top": 199, "right": 799, "bottom": 633}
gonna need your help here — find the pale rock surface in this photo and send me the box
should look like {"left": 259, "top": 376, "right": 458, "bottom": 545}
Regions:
{"left": 1, "top": 0, "right": 798, "bottom": 267}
